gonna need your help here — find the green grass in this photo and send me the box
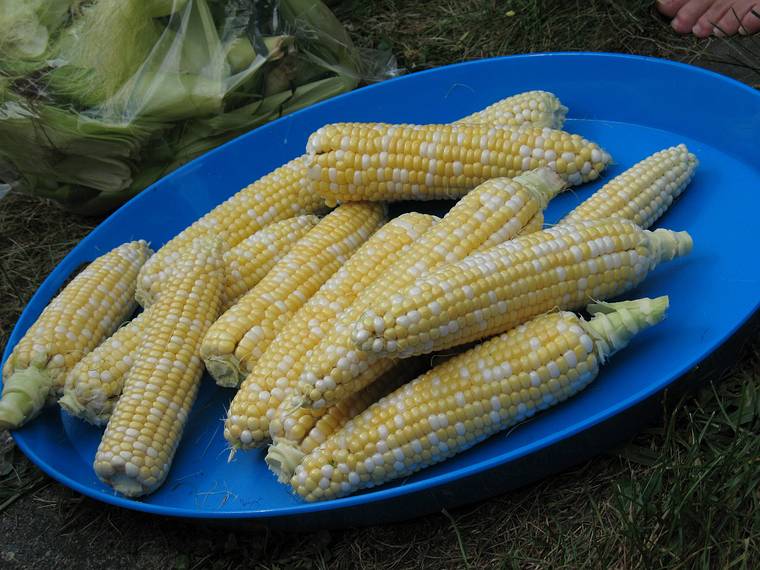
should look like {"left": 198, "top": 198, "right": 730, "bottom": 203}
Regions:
{"left": 1, "top": 1, "right": 759, "bottom": 568}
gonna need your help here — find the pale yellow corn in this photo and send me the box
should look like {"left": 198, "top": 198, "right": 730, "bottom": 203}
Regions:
{"left": 201, "top": 203, "right": 386, "bottom": 388}
{"left": 222, "top": 215, "right": 320, "bottom": 309}
{"left": 292, "top": 296, "right": 669, "bottom": 501}
{"left": 135, "top": 91, "right": 564, "bottom": 305}
{"left": 93, "top": 239, "right": 224, "bottom": 497}
{"left": 561, "top": 144, "right": 698, "bottom": 229}
{"left": 354, "top": 219, "right": 693, "bottom": 358}
{"left": 296, "top": 169, "right": 566, "bottom": 409}
{"left": 136, "top": 156, "right": 327, "bottom": 307}
{"left": 456, "top": 90, "right": 567, "bottom": 129}
{"left": 0, "top": 241, "right": 151, "bottom": 430}
{"left": 59, "top": 311, "right": 147, "bottom": 425}
{"left": 58, "top": 214, "right": 309, "bottom": 424}
{"left": 266, "top": 359, "right": 429, "bottom": 483}
{"left": 223, "top": 213, "right": 438, "bottom": 450}
{"left": 306, "top": 123, "right": 610, "bottom": 206}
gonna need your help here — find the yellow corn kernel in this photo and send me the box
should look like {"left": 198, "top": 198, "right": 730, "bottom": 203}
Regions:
{"left": 456, "top": 90, "right": 567, "bottom": 129}
{"left": 224, "top": 213, "right": 438, "bottom": 450}
{"left": 0, "top": 241, "right": 151, "bottom": 430}
{"left": 561, "top": 145, "right": 698, "bottom": 229}
{"left": 295, "top": 169, "right": 566, "bottom": 410}
{"left": 354, "top": 220, "right": 692, "bottom": 358}
{"left": 305, "top": 123, "right": 610, "bottom": 205}
{"left": 59, "top": 311, "right": 147, "bottom": 425}
{"left": 222, "top": 215, "right": 319, "bottom": 309}
{"left": 136, "top": 156, "right": 327, "bottom": 307}
{"left": 93, "top": 239, "right": 224, "bottom": 497}
{"left": 291, "top": 296, "right": 669, "bottom": 501}
{"left": 266, "top": 359, "right": 428, "bottom": 483}
{"left": 201, "top": 203, "right": 386, "bottom": 388}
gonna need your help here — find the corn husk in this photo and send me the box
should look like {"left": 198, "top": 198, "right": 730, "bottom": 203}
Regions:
{"left": 0, "top": 0, "right": 389, "bottom": 214}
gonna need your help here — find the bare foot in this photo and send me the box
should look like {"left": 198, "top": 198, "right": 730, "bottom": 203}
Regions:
{"left": 657, "top": 0, "right": 760, "bottom": 37}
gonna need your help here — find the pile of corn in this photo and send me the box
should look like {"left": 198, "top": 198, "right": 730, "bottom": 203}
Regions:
{"left": 0, "top": 90, "right": 698, "bottom": 501}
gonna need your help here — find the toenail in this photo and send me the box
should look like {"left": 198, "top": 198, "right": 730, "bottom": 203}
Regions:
{"left": 712, "top": 26, "right": 725, "bottom": 37}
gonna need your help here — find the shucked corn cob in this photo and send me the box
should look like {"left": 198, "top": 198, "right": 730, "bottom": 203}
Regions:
{"left": 291, "top": 296, "right": 670, "bottom": 501}
{"left": 224, "top": 213, "right": 438, "bottom": 450}
{"left": 222, "top": 215, "right": 320, "bottom": 309}
{"left": 457, "top": 90, "right": 567, "bottom": 129}
{"left": 296, "top": 168, "right": 566, "bottom": 410}
{"left": 353, "top": 219, "right": 692, "bottom": 359}
{"left": 201, "top": 203, "right": 386, "bottom": 388}
{"left": 136, "top": 90, "right": 564, "bottom": 306}
{"left": 561, "top": 145, "right": 698, "bottom": 229}
{"left": 0, "top": 241, "right": 151, "bottom": 430}
{"left": 135, "top": 156, "right": 327, "bottom": 307}
{"left": 306, "top": 123, "right": 610, "bottom": 206}
{"left": 94, "top": 239, "right": 224, "bottom": 497}
{"left": 59, "top": 311, "right": 147, "bottom": 425}
{"left": 60, "top": 215, "right": 321, "bottom": 425}
{"left": 267, "top": 359, "right": 429, "bottom": 483}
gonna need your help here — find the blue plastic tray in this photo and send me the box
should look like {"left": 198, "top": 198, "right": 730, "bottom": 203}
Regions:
{"left": 4, "top": 53, "right": 760, "bottom": 529}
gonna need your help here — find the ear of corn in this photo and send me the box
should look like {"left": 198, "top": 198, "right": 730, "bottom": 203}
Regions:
{"left": 296, "top": 168, "right": 566, "bottom": 410}
{"left": 291, "top": 296, "right": 669, "bottom": 501}
{"left": 58, "top": 311, "right": 147, "bottom": 425}
{"left": 221, "top": 215, "right": 320, "bottom": 310}
{"left": 134, "top": 90, "right": 565, "bottom": 306}
{"left": 0, "top": 241, "right": 151, "bottom": 430}
{"left": 224, "top": 212, "right": 438, "bottom": 450}
{"left": 456, "top": 90, "right": 567, "bottom": 129}
{"left": 70, "top": 217, "right": 321, "bottom": 419}
{"left": 135, "top": 155, "right": 328, "bottom": 307}
{"left": 93, "top": 239, "right": 224, "bottom": 498}
{"left": 305, "top": 123, "right": 610, "bottom": 206}
{"left": 201, "top": 203, "right": 386, "bottom": 388}
{"left": 353, "top": 220, "right": 692, "bottom": 358}
{"left": 266, "top": 358, "right": 429, "bottom": 483}
{"left": 561, "top": 145, "right": 698, "bottom": 229}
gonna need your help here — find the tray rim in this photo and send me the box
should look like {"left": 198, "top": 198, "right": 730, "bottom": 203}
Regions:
{"left": 5, "top": 51, "right": 760, "bottom": 520}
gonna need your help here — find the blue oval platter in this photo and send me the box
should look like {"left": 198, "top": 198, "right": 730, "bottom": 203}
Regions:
{"left": 3, "top": 53, "right": 760, "bottom": 529}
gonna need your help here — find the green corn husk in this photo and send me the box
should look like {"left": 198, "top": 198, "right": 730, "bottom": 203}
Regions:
{"left": 47, "top": 1, "right": 163, "bottom": 108}
{"left": 0, "top": 0, "right": 75, "bottom": 76}
{"left": 0, "top": 0, "right": 388, "bottom": 214}
{"left": 148, "top": 0, "right": 190, "bottom": 18}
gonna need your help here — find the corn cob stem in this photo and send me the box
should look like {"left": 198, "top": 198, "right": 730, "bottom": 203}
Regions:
{"left": 0, "top": 368, "right": 52, "bottom": 430}
{"left": 291, "top": 296, "right": 669, "bottom": 502}
{"left": 352, "top": 220, "right": 691, "bottom": 360}
{"left": 583, "top": 296, "right": 670, "bottom": 362}
{"left": 0, "top": 241, "right": 151, "bottom": 430}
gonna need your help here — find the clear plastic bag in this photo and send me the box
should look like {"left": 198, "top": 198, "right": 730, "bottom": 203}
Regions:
{"left": 0, "top": 0, "right": 397, "bottom": 214}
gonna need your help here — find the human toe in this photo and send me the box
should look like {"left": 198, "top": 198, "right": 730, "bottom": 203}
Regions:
{"left": 670, "top": 0, "right": 719, "bottom": 33}
{"left": 712, "top": 5, "right": 751, "bottom": 36}
{"left": 739, "top": 6, "right": 760, "bottom": 34}
{"left": 690, "top": 0, "right": 734, "bottom": 36}
{"left": 657, "top": 0, "right": 691, "bottom": 18}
